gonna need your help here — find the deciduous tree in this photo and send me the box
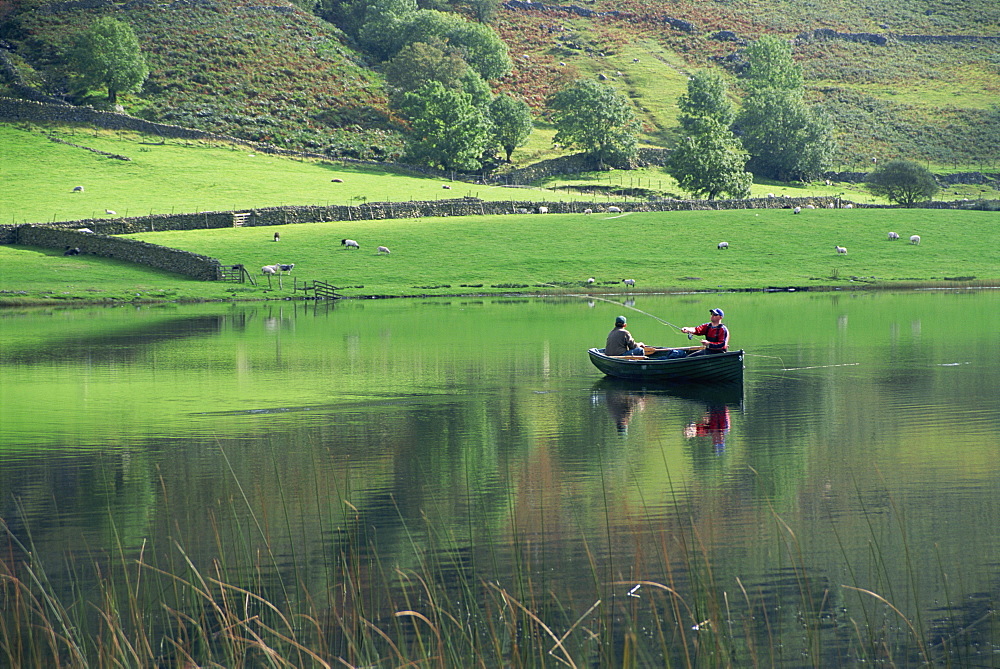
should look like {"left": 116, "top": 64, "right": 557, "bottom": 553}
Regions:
{"left": 668, "top": 116, "right": 752, "bottom": 200}
{"left": 677, "top": 70, "right": 735, "bottom": 132}
{"left": 488, "top": 94, "right": 533, "bottom": 162}
{"left": 548, "top": 79, "right": 638, "bottom": 168}
{"left": 865, "top": 159, "right": 939, "bottom": 206}
{"left": 398, "top": 81, "right": 490, "bottom": 171}
{"left": 743, "top": 35, "right": 802, "bottom": 92}
{"left": 69, "top": 17, "right": 148, "bottom": 105}
{"left": 734, "top": 88, "right": 835, "bottom": 181}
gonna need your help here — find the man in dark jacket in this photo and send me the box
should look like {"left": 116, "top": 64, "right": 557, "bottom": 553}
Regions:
{"left": 606, "top": 315, "right": 645, "bottom": 356}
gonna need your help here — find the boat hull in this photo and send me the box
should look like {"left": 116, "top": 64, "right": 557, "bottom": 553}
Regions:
{"left": 588, "top": 348, "right": 744, "bottom": 383}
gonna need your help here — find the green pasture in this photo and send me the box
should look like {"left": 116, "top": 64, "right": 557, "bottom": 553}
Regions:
{"left": 1, "top": 208, "right": 997, "bottom": 305}
{"left": 0, "top": 124, "right": 595, "bottom": 226}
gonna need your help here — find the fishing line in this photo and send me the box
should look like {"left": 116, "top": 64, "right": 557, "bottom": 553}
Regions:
{"left": 570, "top": 293, "right": 691, "bottom": 339}
{"left": 533, "top": 280, "right": 691, "bottom": 338}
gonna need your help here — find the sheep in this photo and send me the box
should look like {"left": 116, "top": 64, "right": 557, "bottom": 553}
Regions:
{"left": 278, "top": 264, "right": 295, "bottom": 274}
{"left": 274, "top": 232, "right": 280, "bottom": 242}
{"left": 105, "top": 209, "right": 117, "bottom": 215}
{"left": 341, "top": 239, "right": 360, "bottom": 250}
{"left": 827, "top": 202, "right": 835, "bottom": 208}
{"left": 835, "top": 246, "right": 847, "bottom": 254}
{"left": 331, "top": 178, "right": 344, "bottom": 183}
{"left": 262, "top": 264, "right": 279, "bottom": 275}
{"left": 586, "top": 277, "right": 595, "bottom": 284}
{"left": 77, "top": 228, "right": 94, "bottom": 233}
{"left": 767, "top": 193, "right": 775, "bottom": 198}
{"left": 72, "top": 186, "right": 84, "bottom": 192}
{"left": 718, "top": 241, "right": 729, "bottom": 250}
{"left": 607, "top": 206, "right": 622, "bottom": 213}
{"left": 583, "top": 208, "right": 593, "bottom": 214}
{"left": 910, "top": 235, "right": 921, "bottom": 245}
{"left": 805, "top": 204, "right": 816, "bottom": 209}
{"left": 63, "top": 246, "right": 81, "bottom": 256}
{"left": 537, "top": 206, "right": 548, "bottom": 214}
{"left": 442, "top": 184, "right": 451, "bottom": 189}
{"left": 377, "top": 246, "right": 390, "bottom": 254}
{"left": 844, "top": 203, "right": 854, "bottom": 209}
{"left": 888, "top": 231, "right": 900, "bottom": 241}
{"left": 793, "top": 206, "right": 801, "bottom": 214}
{"left": 632, "top": 57, "right": 640, "bottom": 63}
{"left": 622, "top": 278, "right": 635, "bottom": 287}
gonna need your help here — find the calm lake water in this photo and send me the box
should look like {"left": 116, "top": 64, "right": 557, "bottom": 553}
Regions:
{"left": 2, "top": 290, "right": 999, "bottom": 666}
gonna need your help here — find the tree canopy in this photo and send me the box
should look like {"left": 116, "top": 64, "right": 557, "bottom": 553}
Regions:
{"left": 548, "top": 79, "right": 638, "bottom": 168}
{"left": 397, "top": 81, "right": 491, "bottom": 172}
{"left": 668, "top": 72, "right": 750, "bottom": 199}
{"left": 677, "top": 70, "right": 735, "bottom": 132}
{"left": 743, "top": 36, "right": 802, "bottom": 92}
{"left": 397, "top": 10, "right": 511, "bottom": 80}
{"left": 489, "top": 94, "right": 533, "bottom": 162}
{"left": 865, "top": 159, "right": 940, "bottom": 206}
{"left": 69, "top": 17, "right": 148, "bottom": 105}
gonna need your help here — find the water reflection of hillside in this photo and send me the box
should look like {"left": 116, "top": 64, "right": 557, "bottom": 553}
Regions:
{"left": 0, "top": 316, "right": 226, "bottom": 365}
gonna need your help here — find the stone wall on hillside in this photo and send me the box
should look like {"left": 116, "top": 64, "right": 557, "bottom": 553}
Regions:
{"left": 12, "top": 225, "right": 222, "bottom": 280}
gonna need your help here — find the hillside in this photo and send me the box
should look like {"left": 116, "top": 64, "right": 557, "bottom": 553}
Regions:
{"left": 1, "top": 0, "right": 998, "bottom": 171}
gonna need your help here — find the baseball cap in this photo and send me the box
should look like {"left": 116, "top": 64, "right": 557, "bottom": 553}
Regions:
{"left": 709, "top": 308, "right": 724, "bottom": 317}
{"left": 615, "top": 315, "right": 627, "bottom": 325}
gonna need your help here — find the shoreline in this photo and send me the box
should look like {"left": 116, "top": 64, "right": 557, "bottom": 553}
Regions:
{"left": 3, "top": 280, "right": 995, "bottom": 309}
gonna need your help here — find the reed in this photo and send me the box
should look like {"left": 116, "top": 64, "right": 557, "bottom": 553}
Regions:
{"left": 0, "top": 460, "right": 977, "bottom": 668}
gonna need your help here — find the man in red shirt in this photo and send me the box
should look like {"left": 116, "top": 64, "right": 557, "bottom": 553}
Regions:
{"left": 681, "top": 308, "right": 729, "bottom": 356}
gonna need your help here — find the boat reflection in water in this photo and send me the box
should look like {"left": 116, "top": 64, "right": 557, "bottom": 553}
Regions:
{"left": 593, "top": 378, "right": 743, "bottom": 443}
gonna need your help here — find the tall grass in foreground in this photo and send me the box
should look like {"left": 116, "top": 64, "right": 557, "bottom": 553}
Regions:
{"left": 0, "top": 462, "right": 991, "bottom": 668}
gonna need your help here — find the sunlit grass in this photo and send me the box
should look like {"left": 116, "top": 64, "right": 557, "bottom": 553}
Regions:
{"left": 2, "top": 207, "right": 997, "bottom": 305}
{"left": 0, "top": 123, "right": 596, "bottom": 226}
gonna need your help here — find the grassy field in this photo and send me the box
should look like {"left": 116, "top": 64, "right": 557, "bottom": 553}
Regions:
{"left": 0, "top": 124, "right": 601, "bottom": 226}
{"left": 2, "top": 208, "right": 997, "bottom": 306}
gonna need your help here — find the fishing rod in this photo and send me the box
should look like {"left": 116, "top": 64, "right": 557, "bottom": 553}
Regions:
{"left": 564, "top": 291, "right": 693, "bottom": 339}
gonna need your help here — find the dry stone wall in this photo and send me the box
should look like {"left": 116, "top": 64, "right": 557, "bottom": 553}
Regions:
{"left": 11, "top": 225, "right": 222, "bottom": 280}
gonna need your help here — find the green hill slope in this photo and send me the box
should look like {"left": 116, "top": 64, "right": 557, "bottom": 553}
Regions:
{"left": 2, "top": 0, "right": 998, "bottom": 171}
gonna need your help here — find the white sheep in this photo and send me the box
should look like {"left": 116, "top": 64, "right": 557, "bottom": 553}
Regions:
{"left": 622, "top": 278, "right": 635, "bottom": 287}
{"left": 888, "top": 231, "right": 900, "bottom": 241}
{"left": 583, "top": 208, "right": 593, "bottom": 214}
{"left": 341, "top": 239, "right": 360, "bottom": 249}
{"left": 105, "top": 209, "right": 117, "bottom": 215}
{"left": 767, "top": 193, "right": 775, "bottom": 198}
{"left": 718, "top": 241, "right": 729, "bottom": 250}
{"left": 262, "top": 265, "right": 279, "bottom": 275}
{"left": 844, "top": 203, "right": 854, "bottom": 209}
{"left": 586, "top": 277, "right": 595, "bottom": 284}
{"left": 77, "top": 228, "right": 94, "bottom": 233}
{"left": 377, "top": 246, "right": 390, "bottom": 254}
{"left": 835, "top": 246, "right": 847, "bottom": 254}
{"left": 910, "top": 235, "right": 921, "bottom": 245}
{"left": 537, "top": 206, "right": 548, "bottom": 214}
{"left": 793, "top": 206, "right": 801, "bottom": 214}
{"left": 607, "top": 206, "right": 622, "bottom": 213}
{"left": 827, "top": 202, "right": 835, "bottom": 208}
{"left": 806, "top": 204, "right": 816, "bottom": 209}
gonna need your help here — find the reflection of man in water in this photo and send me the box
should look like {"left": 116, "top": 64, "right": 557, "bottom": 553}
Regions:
{"left": 605, "top": 389, "right": 646, "bottom": 435}
{"left": 684, "top": 405, "right": 730, "bottom": 453}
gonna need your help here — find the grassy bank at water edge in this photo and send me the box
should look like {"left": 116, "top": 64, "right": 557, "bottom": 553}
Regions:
{"left": 1, "top": 208, "right": 997, "bottom": 305}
